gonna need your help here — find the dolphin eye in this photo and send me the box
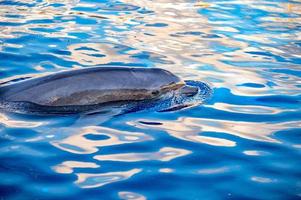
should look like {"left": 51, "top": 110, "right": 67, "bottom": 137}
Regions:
{"left": 151, "top": 90, "right": 160, "bottom": 96}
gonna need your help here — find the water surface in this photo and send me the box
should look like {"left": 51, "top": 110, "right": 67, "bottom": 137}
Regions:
{"left": 0, "top": 0, "right": 301, "bottom": 199}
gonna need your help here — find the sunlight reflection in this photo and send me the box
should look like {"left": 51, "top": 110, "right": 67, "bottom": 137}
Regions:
{"left": 198, "top": 166, "right": 230, "bottom": 175}
{"left": 51, "top": 126, "right": 153, "bottom": 154}
{"left": 119, "top": 191, "right": 146, "bottom": 200}
{"left": 251, "top": 176, "right": 275, "bottom": 183}
{"left": 75, "top": 168, "right": 141, "bottom": 188}
{"left": 115, "top": 0, "right": 301, "bottom": 97}
{"left": 0, "top": 0, "right": 301, "bottom": 198}
{"left": 243, "top": 150, "right": 266, "bottom": 156}
{"left": 53, "top": 161, "right": 100, "bottom": 174}
{"left": 94, "top": 147, "right": 191, "bottom": 162}
{"left": 1, "top": 0, "right": 300, "bottom": 97}
{"left": 129, "top": 118, "right": 236, "bottom": 147}
{"left": 68, "top": 43, "right": 135, "bottom": 66}
{"left": 0, "top": 113, "right": 43, "bottom": 128}
{"left": 130, "top": 118, "right": 301, "bottom": 145}
{"left": 205, "top": 103, "right": 293, "bottom": 115}
{"left": 159, "top": 168, "right": 174, "bottom": 173}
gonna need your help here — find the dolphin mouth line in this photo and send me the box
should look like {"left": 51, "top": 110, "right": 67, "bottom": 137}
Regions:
{"left": 160, "top": 81, "right": 186, "bottom": 93}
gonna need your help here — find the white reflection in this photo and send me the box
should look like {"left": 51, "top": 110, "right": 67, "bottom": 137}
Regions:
{"left": 75, "top": 168, "right": 141, "bottom": 188}
{"left": 51, "top": 126, "right": 153, "bottom": 154}
{"left": 0, "top": 113, "right": 43, "bottom": 128}
{"left": 53, "top": 161, "right": 100, "bottom": 174}
{"left": 0, "top": 0, "right": 80, "bottom": 39}
{"left": 68, "top": 43, "right": 135, "bottom": 66}
{"left": 129, "top": 118, "right": 236, "bottom": 147}
{"left": 251, "top": 176, "right": 275, "bottom": 183}
{"left": 205, "top": 103, "right": 293, "bottom": 115}
{"left": 243, "top": 150, "right": 266, "bottom": 156}
{"left": 94, "top": 147, "right": 191, "bottom": 162}
{"left": 159, "top": 168, "right": 174, "bottom": 173}
{"left": 130, "top": 118, "right": 301, "bottom": 145}
{"left": 115, "top": 0, "right": 268, "bottom": 89}
{"left": 198, "top": 166, "right": 230, "bottom": 175}
{"left": 119, "top": 191, "right": 146, "bottom": 200}
{"left": 1, "top": 0, "right": 300, "bottom": 98}
{"left": 115, "top": 0, "right": 301, "bottom": 97}
{"left": 293, "top": 144, "right": 301, "bottom": 149}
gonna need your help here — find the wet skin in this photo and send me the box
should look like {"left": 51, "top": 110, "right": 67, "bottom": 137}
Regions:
{"left": 0, "top": 67, "right": 198, "bottom": 108}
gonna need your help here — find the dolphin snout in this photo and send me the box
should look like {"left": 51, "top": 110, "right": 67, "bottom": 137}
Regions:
{"left": 179, "top": 85, "right": 199, "bottom": 97}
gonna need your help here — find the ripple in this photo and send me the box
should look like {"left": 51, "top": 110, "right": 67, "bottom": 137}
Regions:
{"left": 0, "top": 113, "right": 43, "bottom": 128}
{"left": 51, "top": 126, "right": 153, "bottom": 154}
{"left": 243, "top": 150, "right": 267, "bottom": 156}
{"left": 68, "top": 43, "right": 136, "bottom": 66}
{"left": 130, "top": 117, "right": 301, "bottom": 145}
{"left": 119, "top": 191, "right": 146, "bottom": 200}
{"left": 197, "top": 166, "right": 231, "bottom": 175}
{"left": 75, "top": 168, "right": 141, "bottom": 189}
{"left": 94, "top": 147, "right": 191, "bottom": 162}
{"left": 205, "top": 103, "right": 294, "bottom": 114}
{"left": 251, "top": 176, "right": 276, "bottom": 184}
{"left": 130, "top": 119, "right": 236, "bottom": 147}
{"left": 53, "top": 161, "right": 100, "bottom": 174}
{"left": 1, "top": 0, "right": 301, "bottom": 199}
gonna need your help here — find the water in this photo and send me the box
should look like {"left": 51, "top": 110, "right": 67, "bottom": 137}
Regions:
{"left": 0, "top": 0, "right": 301, "bottom": 199}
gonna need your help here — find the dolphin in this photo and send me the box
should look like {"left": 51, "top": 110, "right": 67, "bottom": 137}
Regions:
{"left": 0, "top": 67, "right": 199, "bottom": 114}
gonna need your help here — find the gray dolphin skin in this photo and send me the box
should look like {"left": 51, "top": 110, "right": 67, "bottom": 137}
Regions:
{"left": 0, "top": 67, "right": 199, "bottom": 114}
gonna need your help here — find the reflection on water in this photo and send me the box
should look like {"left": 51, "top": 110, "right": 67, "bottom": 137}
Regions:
{"left": 51, "top": 126, "right": 153, "bottom": 154}
{"left": 131, "top": 116, "right": 301, "bottom": 145}
{"left": 94, "top": 147, "right": 191, "bottom": 162}
{"left": 131, "top": 118, "right": 237, "bottom": 147}
{"left": 205, "top": 103, "right": 294, "bottom": 115}
{"left": 197, "top": 166, "right": 231, "bottom": 175}
{"left": 75, "top": 168, "right": 141, "bottom": 188}
{"left": 118, "top": 191, "right": 146, "bottom": 200}
{"left": 1, "top": 0, "right": 301, "bottom": 199}
{"left": 68, "top": 43, "right": 136, "bottom": 66}
{"left": 0, "top": 113, "right": 43, "bottom": 128}
{"left": 53, "top": 161, "right": 100, "bottom": 174}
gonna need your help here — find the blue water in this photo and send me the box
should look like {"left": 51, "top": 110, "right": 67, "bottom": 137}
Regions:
{"left": 1, "top": 0, "right": 301, "bottom": 199}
